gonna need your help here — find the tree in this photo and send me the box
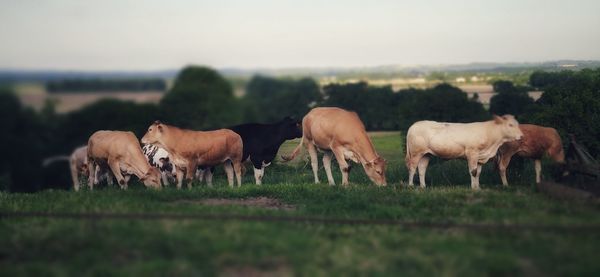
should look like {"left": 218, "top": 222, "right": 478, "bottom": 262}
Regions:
{"left": 322, "top": 82, "right": 399, "bottom": 130}
{"left": 397, "top": 83, "right": 489, "bottom": 131}
{"left": 489, "top": 80, "right": 534, "bottom": 117}
{"left": 526, "top": 69, "right": 600, "bottom": 157}
{"left": 244, "top": 76, "right": 321, "bottom": 123}
{"left": 160, "top": 66, "right": 240, "bottom": 129}
{"left": 0, "top": 88, "right": 45, "bottom": 192}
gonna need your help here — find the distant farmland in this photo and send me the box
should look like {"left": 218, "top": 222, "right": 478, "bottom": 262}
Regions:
{"left": 13, "top": 81, "right": 542, "bottom": 113}
{"left": 14, "top": 83, "right": 165, "bottom": 113}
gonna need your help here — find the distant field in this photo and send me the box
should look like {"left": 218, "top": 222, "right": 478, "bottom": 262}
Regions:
{"left": 13, "top": 83, "right": 164, "bottom": 113}
{"left": 2, "top": 132, "right": 598, "bottom": 275}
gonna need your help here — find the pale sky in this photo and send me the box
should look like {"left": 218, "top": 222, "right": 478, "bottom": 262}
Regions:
{"left": 1, "top": 0, "right": 599, "bottom": 70}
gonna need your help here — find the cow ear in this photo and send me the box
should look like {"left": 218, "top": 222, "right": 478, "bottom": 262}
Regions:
{"left": 158, "top": 125, "right": 163, "bottom": 132}
{"left": 493, "top": 114, "right": 503, "bottom": 124}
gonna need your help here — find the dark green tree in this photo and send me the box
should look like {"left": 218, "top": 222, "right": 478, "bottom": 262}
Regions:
{"left": 160, "top": 66, "right": 240, "bottom": 129}
{"left": 0, "top": 89, "right": 45, "bottom": 192}
{"left": 397, "top": 83, "right": 489, "bottom": 131}
{"left": 489, "top": 80, "right": 534, "bottom": 117}
{"left": 244, "top": 76, "right": 321, "bottom": 123}
{"left": 322, "top": 82, "right": 399, "bottom": 130}
{"left": 527, "top": 69, "right": 600, "bottom": 157}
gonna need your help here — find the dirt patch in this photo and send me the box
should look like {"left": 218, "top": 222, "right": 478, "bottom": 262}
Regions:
{"left": 176, "top": 197, "right": 296, "bottom": 211}
{"left": 220, "top": 259, "right": 293, "bottom": 277}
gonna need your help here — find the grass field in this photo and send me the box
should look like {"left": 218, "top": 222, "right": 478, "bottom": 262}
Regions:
{"left": 1, "top": 132, "right": 599, "bottom": 276}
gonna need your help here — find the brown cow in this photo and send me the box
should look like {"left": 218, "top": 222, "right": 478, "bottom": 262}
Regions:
{"left": 282, "top": 107, "right": 386, "bottom": 186}
{"left": 497, "top": 124, "right": 565, "bottom": 186}
{"left": 141, "top": 121, "right": 244, "bottom": 188}
{"left": 87, "top": 130, "right": 161, "bottom": 190}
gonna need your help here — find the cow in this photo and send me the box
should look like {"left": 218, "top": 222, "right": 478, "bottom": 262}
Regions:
{"left": 496, "top": 124, "right": 565, "bottom": 186}
{"left": 282, "top": 107, "right": 387, "bottom": 186}
{"left": 142, "top": 144, "right": 177, "bottom": 186}
{"left": 42, "top": 145, "right": 89, "bottom": 191}
{"left": 196, "top": 116, "right": 303, "bottom": 185}
{"left": 69, "top": 146, "right": 89, "bottom": 191}
{"left": 405, "top": 115, "right": 523, "bottom": 190}
{"left": 87, "top": 130, "right": 161, "bottom": 190}
{"left": 141, "top": 121, "right": 243, "bottom": 188}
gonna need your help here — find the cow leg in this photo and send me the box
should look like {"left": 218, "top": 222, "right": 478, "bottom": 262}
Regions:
{"left": 161, "top": 172, "right": 169, "bottom": 187}
{"left": 407, "top": 153, "right": 424, "bottom": 187}
{"left": 233, "top": 160, "right": 242, "bottom": 187}
{"left": 70, "top": 161, "right": 80, "bottom": 191}
{"left": 251, "top": 159, "right": 263, "bottom": 185}
{"left": 252, "top": 167, "right": 263, "bottom": 185}
{"left": 175, "top": 167, "right": 184, "bottom": 189}
{"left": 185, "top": 162, "right": 197, "bottom": 189}
{"left": 307, "top": 143, "right": 320, "bottom": 184}
{"left": 224, "top": 161, "right": 234, "bottom": 187}
{"left": 123, "top": 175, "right": 131, "bottom": 189}
{"left": 206, "top": 167, "right": 214, "bottom": 187}
{"left": 95, "top": 166, "right": 103, "bottom": 185}
{"left": 417, "top": 155, "right": 430, "bottom": 188}
{"left": 87, "top": 160, "right": 96, "bottom": 190}
{"left": 498, "top": 152, "right": 514, "bottom": 187}
{"left": 322, "top": 151, "right": 336, "bottom": 186}
{"left": 108, "top": 159, "right": 126, "bottom": 189}
{"left": 534, "top": 159, "right": 542, "bottom": 183}
{"left": 105, "top": 169, "right": 114, "bottom": 187}
{"left": 332, "top": 147, "right": 351, "bottom": 186}
{"left": 467, "top": 157, "right": 481, "bottom": 190}
{"left": 196, "top": 167, "right": 205, "bottom": 183}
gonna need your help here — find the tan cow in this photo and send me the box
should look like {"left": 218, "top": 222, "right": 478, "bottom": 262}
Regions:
{"left": 141, "top": 121, "right": 243, "bottom": 188}
{"left": 496, "top": 124, "right": 565, "bottom": 186}
{"left": 87, "top": 130, "right": 161, "bottom": 190}
{"left": 282, "top": 107, "right": 387, "bottom": 186}
{"left": 405, "top": 115, "right": 523, "bottom": 190}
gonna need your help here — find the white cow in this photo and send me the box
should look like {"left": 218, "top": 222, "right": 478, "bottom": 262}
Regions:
{"left": 405, "top": 115, "right": 523, "bottom": 190}
{"left": 142, "top": 144, "right": 177, "bottom": 186}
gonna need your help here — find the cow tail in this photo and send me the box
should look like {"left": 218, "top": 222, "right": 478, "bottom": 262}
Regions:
{"left": 281, "top": 136, "right": 304, "bottom": 162}
{"left": 42, "top": 156, "right": 70, "bottom": 167}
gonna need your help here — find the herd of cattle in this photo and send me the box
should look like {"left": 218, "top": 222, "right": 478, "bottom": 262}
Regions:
{"left": 58, "top": 107, "right": 564, "bottom": 191}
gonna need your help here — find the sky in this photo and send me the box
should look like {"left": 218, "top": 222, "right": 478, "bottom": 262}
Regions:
{"left": 1, "top": 0, "right": 599, "bottom": 70}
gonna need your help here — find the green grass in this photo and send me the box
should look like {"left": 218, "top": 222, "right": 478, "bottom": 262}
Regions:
{"left": 1, "top": 132, "right": 599, "bottom": 276}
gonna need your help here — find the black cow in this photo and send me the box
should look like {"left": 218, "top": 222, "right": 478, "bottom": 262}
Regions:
{"left": 197, "top": 116, "right": 302, "bottom": 185}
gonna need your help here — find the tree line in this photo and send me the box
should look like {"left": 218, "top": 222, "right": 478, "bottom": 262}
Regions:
{"left": 1, "top": 66, "right": 598, "bottom": 192}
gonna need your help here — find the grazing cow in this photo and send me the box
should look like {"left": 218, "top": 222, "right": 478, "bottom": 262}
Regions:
{"left": 69, "top": 146, "right": 89, "bottom": 191}
{"left": 405, "top": 115, "right": 523, "bottom": 190}
{"left": 142, "top": 144, "right": 177, "bottom": 186}
{"left": 282, "top": 107, "right": 387, "bottom": 186}
{"left": 198, "top": 117, "right": 302, "bottom": 185}
{"left": 496, "top": 124, "right": 565, "bottom": 185}
{"left": 42, "top": 145, "right": 89, "bottom": 191}
{"left": 87, "top": 130, "right": 161, "bottom": 190}
{"left": 141, "top": 121, "right": 243, "bottom": 188}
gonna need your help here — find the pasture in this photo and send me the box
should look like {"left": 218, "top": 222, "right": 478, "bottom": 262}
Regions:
{"left": 1, "top": 132, "right": 599, "bottom": 276}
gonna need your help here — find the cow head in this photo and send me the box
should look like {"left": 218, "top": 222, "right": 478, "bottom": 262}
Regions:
{"left": 494, "top": 114, "right": 523, "bottom": 141}
{"left": 141, "top": 121, "right": 165, "bottom": 145}
{"left": 364, "top": 156, "right": 387, "bottom": 186}
{"left": 279, "top": 116, "right": 303, "bottom": 140}
{"left": 159, "top": 157, "right": 176, "bottom": 175}
{"left": 141, "top": 167, "right": 162, "bottom": 189}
